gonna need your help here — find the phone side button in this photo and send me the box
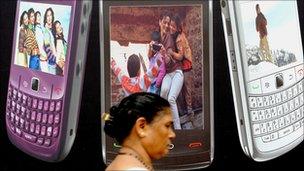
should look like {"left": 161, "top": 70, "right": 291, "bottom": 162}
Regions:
{"left": 81, "top": 22, "right": 85, "bottom": 34}
{"left": 230, "top": 50, "right": 237, "bottom": 71}
{"left": 244, "top": 146, "right": 249, "bottom": 156}
{"left": 83, "top": 2, "right": 87, "bottom": 17}
{"left": 221, "top": 0, "right": 226, "bottom": 8}
{"left": 76, "top": 60, "right": 83, "bottom": 77}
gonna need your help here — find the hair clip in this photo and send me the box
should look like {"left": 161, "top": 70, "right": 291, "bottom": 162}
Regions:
{"left": 102, "top": 112, "right": 112, "bottom": 121}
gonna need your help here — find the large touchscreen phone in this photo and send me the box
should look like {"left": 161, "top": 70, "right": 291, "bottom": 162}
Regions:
{"left": 100, "top": 0, "right": 213, "bottom": 169}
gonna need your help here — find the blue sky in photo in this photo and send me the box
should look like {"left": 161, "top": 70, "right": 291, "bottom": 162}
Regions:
{"left": 239, "top": 1, "right": 303, "bottom": 58}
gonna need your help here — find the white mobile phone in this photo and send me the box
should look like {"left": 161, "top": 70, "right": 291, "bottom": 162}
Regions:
{"left": 221, "top": 0, "right": 303, "bottom": 161}
{"left": 100, "top": 0, "right": 214, "bottom": 170}
{"left": 5, "top": 0, "right": 92, "bottom": 162}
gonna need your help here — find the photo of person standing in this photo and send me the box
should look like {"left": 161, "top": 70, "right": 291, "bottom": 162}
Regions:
{"left": 255, "top": 4, "right": 273, "bottom": 63}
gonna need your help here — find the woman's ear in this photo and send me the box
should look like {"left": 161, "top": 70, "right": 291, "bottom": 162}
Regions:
{"left": 135, "top": 117, "right": 148, "bottom": 138}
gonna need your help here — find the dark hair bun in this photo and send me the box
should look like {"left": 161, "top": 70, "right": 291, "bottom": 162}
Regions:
{"left": 103, "top": 106, "right": 119, "bottom": 139}
{"left": 103, "top": 92, "right": 170, "bottom": 144}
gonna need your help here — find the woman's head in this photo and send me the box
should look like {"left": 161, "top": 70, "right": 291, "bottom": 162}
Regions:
{"left": 35, "top": 11, "right": 41, "bottom": 24}
{"left": 52, "top": 20, "right": 66, "bottom": 47}
{"left": 170, "top": 14, "right": 182, "bottom": 35}
{"left": 44, "top": 8, "right": 54, "bottom": 27}
{"left": 141, "top": 107, "right": 176, "bottom": 159}
{"left": 28, "top": 8, "right": 35, "bottom": 25}
{"left": 53, "top": 20, "right": 63, "bottom": 36}
{"left": 104, "top": 92, "right": 175, "bottom": 158}
{"left": 20, "top": 11, "right": 28, "bottom": 26}
{"left": 159, "top": 12, "right": 171, "bottom": 35}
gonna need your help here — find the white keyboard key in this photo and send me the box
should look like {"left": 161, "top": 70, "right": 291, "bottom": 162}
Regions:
{"left": 266, "top": 121, "right": 274, "bottom": 132}
{"left": 284, "top": 115, "right": 291, "bottom": 125}
{"left": 270, "top": 107, "right": 277, "bottom": 118}
{"left": 260, "top": 123, "right": 267, "bottom": 134}
{"left": 257, "top": 97, "right": 263, "bottom": 108}
{"left": 265, "top": 109, "right": 272, "bottom": 119}
{"left": 258, "top": 110, "right": 266, "bottom": 120}
{"left": 263, "top": 96, "right": 270, "bottom": 107}
{"left": 282, "top": 91, "right": 288, "bottom": 102}
{"left": 270, "top": 132, "right": 278, "bottom": 141}
{"left": 298, "top": 81, "right": 303, "bottom": 92}
{"left": 261, "top": 75, "right": 276, "bottom": 94}
{"left": 299, "top": 93, "right": 303, "bottom": 105}
{"left": 269, "top": 95, "right": 276, "bottom": 105}
{"left": 283, "top": 103, "right": 289, "bottom": 114}
{"left": 262, "top": 135, "right": 271, "bottom": 142}
{"left": 289, "top": 99, "right": 295, "bottom": 111}
{"left": 295, "top": 109, "right": 301, "bottom": 120}
{"left": 292, "top": 86, "right": 298, "bottom": 96}
{"left": 277, "top": 105, "right": 284, "bottom": 116}
{"left": 283, "top": 68, "right": 296, "bottom": 87}
{"left": 278, "top": 117, "right": 285, "bottom": 128}
{"left": 294, "top": 96, "right": 300, "bottom": 108}
{"left": 293, "top": 121, "right": 301, "bottom": 130}
{"left": 278, "top": 125, "right": 293, "bottom": 138}
{"left": 253, "top": 124, "right": 261, "bottom": 135}
{"left": 251, "top": 111, "right": 259, "bottom": 122}
{"left": 275, "top": 93, "right": 282, "bottom": 103}
{"left": 287, "top": 89, "right": 293, "bottom": 99}
{"left": 249, "top": 97, "right": 257, "bottom": 108}
{"left": 272, "top": 119, "right": 279, "bottom": 130}
{"left": 248, "top": 80, "right": 262, "bottom": 94}
{"left": 290, "top": 112, "right": 296, "bottom": 123}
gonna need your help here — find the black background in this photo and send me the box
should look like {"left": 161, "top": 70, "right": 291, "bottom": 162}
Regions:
{"left": 0, "top": 0, "right": 303, "bottom": 170}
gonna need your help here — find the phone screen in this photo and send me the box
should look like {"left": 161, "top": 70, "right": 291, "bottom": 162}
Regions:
{"left": 237, "top": 1, "right": 303, "bottom": 94}
{"left": 103, "top": 1, "right": 212, "bottom": 168}
{"left": 109, "top": 4, "right": 204, "bottom": 130}
{"left": 14, "top": 1, "right": 72, "bottom": 77}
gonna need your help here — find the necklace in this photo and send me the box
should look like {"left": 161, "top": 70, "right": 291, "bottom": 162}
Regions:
{"left": 118, "top": 148, "right": 153, "bottom": 171}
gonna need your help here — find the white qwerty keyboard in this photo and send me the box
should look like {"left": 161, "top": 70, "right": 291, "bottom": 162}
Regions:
{"left": 249, "top": 79, "right": 303, "bottom": 143}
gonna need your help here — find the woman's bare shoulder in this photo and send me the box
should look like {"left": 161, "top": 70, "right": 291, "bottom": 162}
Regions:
{"left": 105, "top": 155, "right": 146, "bottom": 171}
{"left": 106, "top": 167, "right": 147, "bottom": 171}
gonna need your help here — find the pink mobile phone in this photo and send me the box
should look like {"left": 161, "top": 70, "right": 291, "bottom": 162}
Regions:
{"left": 5, "top": 0, "right": 92, "bottom": 162}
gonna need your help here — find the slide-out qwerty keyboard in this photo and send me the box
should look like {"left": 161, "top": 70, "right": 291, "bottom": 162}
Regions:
{"left": 249, "top": 79, "right": 303, "bottom": 143}
{"left": 6, "top": 84, "right": 62, "bottom": 147}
